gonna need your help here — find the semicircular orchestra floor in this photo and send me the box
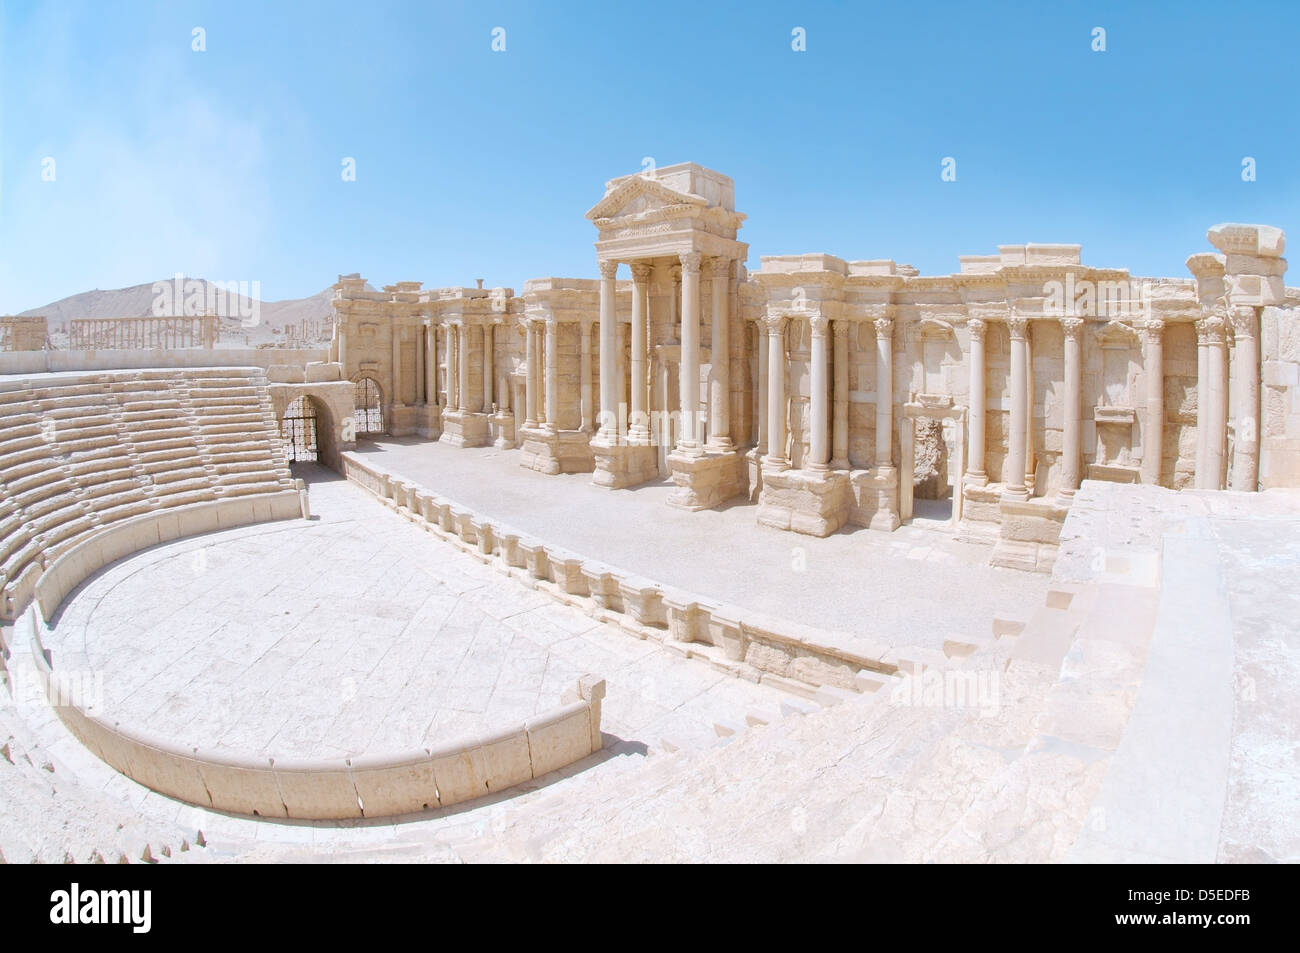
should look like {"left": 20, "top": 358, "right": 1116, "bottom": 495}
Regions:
{"left": 43, "top": 470, "right": 790, "bottom": 761}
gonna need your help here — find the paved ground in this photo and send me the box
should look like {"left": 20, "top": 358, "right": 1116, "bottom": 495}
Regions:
{"left": 42, "top": 472, "right": 790, "bottom": 760}
{"left": 351, "top": 437, "right": 1051, "bottom": 653}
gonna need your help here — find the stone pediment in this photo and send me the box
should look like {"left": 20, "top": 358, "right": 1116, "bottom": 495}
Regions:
{"left": 586, "top": 175, "right": 709, "bottom": 223}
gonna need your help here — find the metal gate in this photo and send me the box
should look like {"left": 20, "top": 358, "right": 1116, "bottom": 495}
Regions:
{"left": 281, "top": 396, "right": 319, "bottom": 463}
{"left": 354, "top": 377, "right": 384, "bottom": 435}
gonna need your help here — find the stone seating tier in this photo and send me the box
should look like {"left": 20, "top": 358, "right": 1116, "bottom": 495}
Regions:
{"left": 0, "top": 367, "right": 296, "bottom": 620}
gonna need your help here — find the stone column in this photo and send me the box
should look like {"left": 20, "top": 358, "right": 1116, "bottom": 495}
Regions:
{"left": 678, "top": 251, "right": 703, "bottom": 454}
{"left": 1142, "top": 318, "right": 1165, "bottom": 487}
{"left": 424, "top": 322, "right": 436, "bottom": 405}
{"left": 482, "top": 322, "right": 494, "bottom": 411}
{"left": 629, "top": 264, "right": 651, "bottom": 442}
{"left": 1230, "top": 305, "right": 1260, "bottom": 491}
{"left": 544, "top": 318, "right": 559, "bottom": 432}
{"left": 1005, "top": 316, "right": 1030, "bottom": 498}
{"left": 458, "top": 322, "right": 471, "bottom": 413}
{"left": 809, "top": 315, "right": 830, "bottom": 470}
{"left": 415, "top": 322, "right": 426, "bottom": 404}
{"left": 707, "top": 257, "right": 732, "bottom": 450}
{"left": 966, "top": 318, "right": 987, "bottom": 482}
{"left": 392, "top": 322, "right": 403, "bottom": 406}
{"left": 524, "top": 320, "right": 539, "bottom": 429}
{"left": 1198, "top": 316, "right": 1228, "bottom": 489}
{"left": 1060, "top": 317, "right": 1084, "bottom": 495}
{"left": 756, "top": 321, "right": 769, "bottom": 455}
{"left": 763, "top": 314, "right": 788, "bottom": 469}
{"left": 831, "top": 320, "right": 849, "bottom": 470}
{"left": 597, "top": 260, "right": 618, "bottom": 438}
{"left": 1024, "top": 322, "right": 1035, "bottom": 489}
{"left": 580, "top": 320, "right": 594, "bottom": 432}
{"left": 1195, "top": 319, "right": 1209, "bottom": 484}
{"left": 874, "top": 315, "right": 894, "bottom": 469}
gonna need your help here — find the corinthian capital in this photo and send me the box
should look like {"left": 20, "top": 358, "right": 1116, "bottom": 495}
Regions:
{"left": 1006, "top": 316, "right": 1030, "bottom": 340}
{"left": 1061, "top": 317, "right": 1084, "bottom": 340}
{"left": 1228, "top": 305, "right": 1257, "bottom": 339}
{"left": 598, "top": 260, "right": 619, "bottom": 280}
{"left": 680, "top": 251, "right": 703, "bottom": 275}
{"left": 706, "top": 256, "right": 732, "bottom": 279}
{"left": 873, "top": 316, "right": 893, "bottom": 338}
{"left": 761, "top": 311, "right": 788, "bottom": 335}
{"left": 629, "top": 262, "right": 652, "bottom": 283}
{"left": 810, "top": 314, "right": 830, "bottom": 337}
{"left": 1196, "top": 315, "right": 1226, "bottom": 344}
{"left": 967, "top": 317, "right": 986, "bottom": 341}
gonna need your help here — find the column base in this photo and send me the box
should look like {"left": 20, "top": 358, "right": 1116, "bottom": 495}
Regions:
{"left": 519, "top": 426, "right": 594, "bottom": 474}
{"left": 666, "top": 448, "right": 747, "bottom": 511}
{"left": 438, "top": 410, "right": 491, "bottom": 448}
{"left": 415, "top": 404, "right": 443, "bottom": 440}
{"left": 957, "top": 480, "right": 1003, "bottom": 544}
{"left": 756, "top": 467, "right": 851, "bottom": 536}
{"left": 490, "top": 411, "right": 516, "bottom": 449}
{"left": 848, "top": 466, "right": 900, "bottom": 532}
{"left": 591, "top": 440, "right": 660, "bottom": 489}
{"left": 988, "top": 495, "right": 1069, "bottom": 573}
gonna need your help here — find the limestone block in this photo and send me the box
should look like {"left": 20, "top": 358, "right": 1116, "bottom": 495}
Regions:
{"left": 525, "top": 702, "right": 592, "bottom": 777}
{"left": 546, "top": 549, "right": 588, "bottom": 595}
{"left": 519, "top": 538, "right": 549, "bottom": 580}
{"left": 195, "top": 750, "right": 288, "bottom": 818}
{"left": 273, "top": 761, "right": 361, "bottom": 819}
{"left": 708, "top": 604, "right": 748, "bottom": 661}
{"left": 580, "top": 562, "right": 624, "bottom": 612}
{"left": 350, "top": 749, "right": 441, "bottom": 815}
{"left": 427, "top": 742, "right": 490, "bottom": 806}
{"left": 477, "top": 725, "right": 533, "bottom": 792}
{"left": 661, "top": 589, "right": 707, "bottom": 643}
{"left": 617, "top": 577, "right": 666, "bottom": 627}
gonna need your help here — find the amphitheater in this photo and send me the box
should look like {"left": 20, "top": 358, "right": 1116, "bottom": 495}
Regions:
{"left": 1, "top": 164, "right": 1297, "bottom": 863}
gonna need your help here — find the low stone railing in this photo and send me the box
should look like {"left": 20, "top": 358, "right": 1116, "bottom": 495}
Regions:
{"left": 341, "top": 453, "right": 945, "bottom": 695}
{"left": 24, "top": 490, "right": 608, "bottom": 819}
{"left": 27, "top": 617, "right": 605, "bottom": 819}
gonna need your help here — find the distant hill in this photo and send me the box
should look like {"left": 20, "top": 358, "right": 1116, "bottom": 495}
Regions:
{"left": 17, "top": 279, "right": 357, "bottom": 348}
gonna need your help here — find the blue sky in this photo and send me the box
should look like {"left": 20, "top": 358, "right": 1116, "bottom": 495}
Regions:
{"left": 1, "top": 0, "right": 1297, "bottom": 312}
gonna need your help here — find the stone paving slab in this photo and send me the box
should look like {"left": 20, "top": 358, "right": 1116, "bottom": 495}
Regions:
{"left": 42, "top": 473, "right": 789, "bottom": 760}
{"left": 353, "top": 437, "right": 1051, "bottom": 653}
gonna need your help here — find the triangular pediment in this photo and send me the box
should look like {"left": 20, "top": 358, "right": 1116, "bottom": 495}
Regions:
{"left": 585, "top": 176, "right": 708, "bottom": 221}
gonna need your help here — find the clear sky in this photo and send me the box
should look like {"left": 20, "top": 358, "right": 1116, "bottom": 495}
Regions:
{"left": 2, "top": 0, "right": 1297, "bottom": 313}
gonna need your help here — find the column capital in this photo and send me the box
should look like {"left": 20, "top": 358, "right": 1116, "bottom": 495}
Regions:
{"left": 1228, "top": 304, "right": 1257, "bottom": 339}
{"left": 1141, "top": 317, "right": 1165, "bottom": 342}
{"left": 810, "top": 314, "right": 831, "bottom": 337}
{"left": 1006, "top": 315, "right": 1030, "bottom": 340}
{"left": 873, "top": 315, "right": 894, "bottom": 338}
{"left": 761, "top": 312, "right": 788, "bottom": 335}
{"left": 1061, "top": 316, "right": 1085, "bottom": 340}
{"left": 706, "top": 256, "right": 731, "bottom": 279}
{"left": 1197, "top": 315, "right": 1227, "bottom": 344}
{"left": 597, "top": 260, "right": 619, "bottom": 280}
{"left": 832, "top": 318, "right": 849, "bottom": 340}
{"left": 679, "top": 251, "right": 703, "bottom": 274}
{"left": 967, "top": 317, "right": 987, "bottom": 340}
{"left": 629, "top": 262, "right": 652, "bottom": 283}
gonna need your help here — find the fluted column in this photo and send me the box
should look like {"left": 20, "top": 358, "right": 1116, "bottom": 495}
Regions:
{"left": 874, "top": 315, "right": 894, "bottom": 469}
{"left": 966, "top": 318, "right": 987, "bottom": 482}
{"left": 458, "top": 322, "right": 472, "bottom": 413}
{"left": 1060, "top": 317, "right": 1083, "bottom": 495}
{"left": 524, "top": 320, "right": 539, "bottom": 428}
{"left": 629, "top": 264, "right": 651, "bottom": 442}
{"left": 1230, "top": 305, "right": 1260, "bottom": 491}
{"left": 707, "top": 257, "right": 732, "bottom": 450}
{"left": 809, "top": 315, "right": 830, "bottom": 470}
{"left": 580, "top": 320, "right": 594, "bottom": 432}
{"left": 678, "top": 251, "right": 703, "bottom": 455}
{"left": 544, "top": 318, "right": 559, "bottom": 432}
{"left": 597, "top": 260, "right": 618, "bottom": 439}
{"left": 831, "top": 320, "right": 849, "bottom": 470}
{"left": 762, "top": 314, "right": 789, "bottom": 469}
{"left": 756, "top": 321, "right": 769, "bottom": 455}
{"left": 1197, "top": 316, "right": 1228, "bottom": 489}
{"left": 482, "top": 322, "right": 495, "bottom": 411}
{"left": 1005, "top": 316, "right": 1030, "bottom": 498}
{"left": 425, "top": 321, "right": 436, "bottom": 407}
{"left": 1142, "top": 318, "right": 1165, "bottom": 487}
{"left": 391, "top": 321, "right": 403, "bottom": 406}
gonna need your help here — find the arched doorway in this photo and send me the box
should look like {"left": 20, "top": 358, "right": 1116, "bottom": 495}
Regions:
{"left": 354, "top": 377, "right": 385, "bottom": 436}
{"left": 281, "top": 396, "right": 319, "bottom": 463}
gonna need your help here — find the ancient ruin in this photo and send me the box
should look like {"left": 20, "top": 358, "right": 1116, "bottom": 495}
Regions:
{"left": 1, "top": 163, "right": 1297, "bottom": 864}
